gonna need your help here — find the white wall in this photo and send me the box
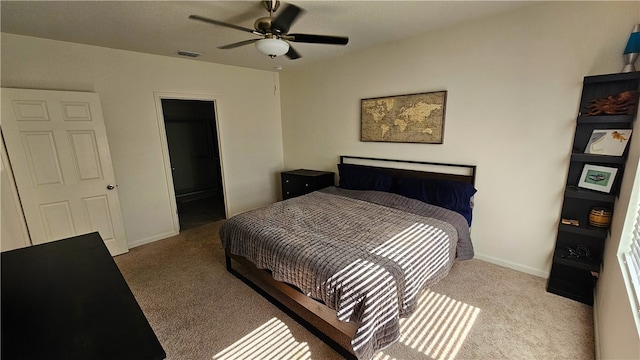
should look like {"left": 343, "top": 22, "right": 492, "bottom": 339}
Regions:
{"left": 596, "top": 131, "right": 640, "bottom": 360}
{"left": 1, "top": 34, "right": 284, "bottom": 247}
{"left": 595, "top": 6, "right": 640, "bottom": 359}
{"left": 280, "top": 1, "right": 638, "bottom": 277}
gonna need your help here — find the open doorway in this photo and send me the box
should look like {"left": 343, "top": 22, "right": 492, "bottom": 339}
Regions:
{"left": 161, "top": 99, "right": 225, "bottom": 230}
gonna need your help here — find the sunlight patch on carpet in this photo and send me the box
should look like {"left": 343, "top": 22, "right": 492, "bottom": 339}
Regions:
{"left": 374, "top": 289, "right": 480, "bottom": 360}
{"left": 212, "top": 317, "right": 310, "bottom": 360}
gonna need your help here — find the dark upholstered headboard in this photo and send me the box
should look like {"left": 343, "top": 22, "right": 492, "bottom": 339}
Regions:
{"left": 339, "top": 156, "right": 476, "bottom": 185}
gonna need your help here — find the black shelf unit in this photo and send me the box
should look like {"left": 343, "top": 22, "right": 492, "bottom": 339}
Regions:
{"left": 563, "top": 187, "right": 615, "bottom": 202}
{"left": 558, "top": 223, "right": 608, "bottom": 238}
{"left": 570, "top": 153, "right": 626, "bottom": 164}
{"left": 547, "top": 71, "right": 640, "bottom": 305}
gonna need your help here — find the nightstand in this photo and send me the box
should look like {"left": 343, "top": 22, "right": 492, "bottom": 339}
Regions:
{"left": 281, "top": 169, "right": 335, "bottom": 200}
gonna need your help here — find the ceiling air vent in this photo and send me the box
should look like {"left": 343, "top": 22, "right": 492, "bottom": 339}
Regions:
{"left": 177, "top": 50, "right": 201, "bottom": 58}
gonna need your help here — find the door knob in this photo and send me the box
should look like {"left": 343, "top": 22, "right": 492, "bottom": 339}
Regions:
{"left": 106, "top": 184, "right": 116, "bottom": 190}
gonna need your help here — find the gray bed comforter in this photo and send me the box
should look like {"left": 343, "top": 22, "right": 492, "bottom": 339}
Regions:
{"left": 220, "top": 187, "right": 473, "bottom": 359}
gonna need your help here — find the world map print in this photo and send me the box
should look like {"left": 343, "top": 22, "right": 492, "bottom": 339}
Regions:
{"left": 361, "top": 91, "right": 446, "bottom": 143}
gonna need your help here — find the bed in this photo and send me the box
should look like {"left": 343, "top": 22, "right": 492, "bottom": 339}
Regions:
{"left": 220, "top": 156, "right": 477, "bottom": 359}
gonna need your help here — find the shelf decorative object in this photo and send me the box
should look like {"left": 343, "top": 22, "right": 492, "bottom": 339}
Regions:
{"left": 622, "top": 24, "right": 640, "bottom": 73}
{"left": 589, "top": 207, "right": 612, "bottom": 228}
{"left": 561, "top": 218, "right": 580, "bottom": 226}
{"left": 577, "top": 164, "right": 618, "bottom": 193}
{"left": 584, "top": 129, "right": 631, "bottom": 156}
{"left": 584, "top": 90, "right": 637, "bottom": 115}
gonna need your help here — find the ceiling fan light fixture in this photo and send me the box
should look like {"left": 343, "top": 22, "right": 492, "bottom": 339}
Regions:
{"left": 255, "top": 38, "right": 289, "bottom": 58}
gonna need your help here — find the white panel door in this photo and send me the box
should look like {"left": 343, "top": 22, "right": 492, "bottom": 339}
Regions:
{"left": 1, "top": 88, "right": 128, "bottom": 256}
{"left": 1, "top": 136, "right": 31, "bottom": 252}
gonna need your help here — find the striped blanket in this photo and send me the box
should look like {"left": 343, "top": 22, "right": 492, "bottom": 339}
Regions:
{"left": 220, "top": 187, "right": 473, "bottom": 359}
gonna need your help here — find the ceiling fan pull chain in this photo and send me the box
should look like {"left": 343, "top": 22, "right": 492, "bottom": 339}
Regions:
{"left": 273, "top": 70, "right": 278, "bottom": 96}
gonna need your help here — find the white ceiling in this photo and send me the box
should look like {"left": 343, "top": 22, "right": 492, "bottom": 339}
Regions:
{"left": 1, "top": 1, "right": 534, "bottom": 71}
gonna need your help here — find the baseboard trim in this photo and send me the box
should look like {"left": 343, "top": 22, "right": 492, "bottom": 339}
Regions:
{"left": 127, "top": 230, "right": 178, "bottom": 249}
{"left": 474, "top": 253, "right": 549, "bottom": 278}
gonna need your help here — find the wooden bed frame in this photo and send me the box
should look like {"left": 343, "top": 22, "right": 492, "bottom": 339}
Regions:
{"left": 224, "top": 156, "right": 476, "bottom": 359}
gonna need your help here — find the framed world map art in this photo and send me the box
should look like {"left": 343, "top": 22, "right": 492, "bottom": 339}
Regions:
{"left": 361, "top": 91, "right": 447, "bottom": 143}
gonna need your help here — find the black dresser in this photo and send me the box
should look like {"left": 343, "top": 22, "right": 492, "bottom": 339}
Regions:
{"left": 281, "top": 169, "right": 335, "bottom": 200}
{"left": 1, "top": 232, "right": 165, "bottom": 360}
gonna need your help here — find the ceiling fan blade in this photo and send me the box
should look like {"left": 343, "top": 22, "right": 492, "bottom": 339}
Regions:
{"left": 285, "top": 46, "right": 301, "bottom": 60}
{"left": 286, "top": 33, "right": 349, "bottom": 45}
{"left": 218, "top": 38, "right": 261, "bottom": 49}
{"left": 189, "top": 15, "right": 262, "bottom": 35}
{"left": 271, "top": 4, "right": 305, "bottom": 34}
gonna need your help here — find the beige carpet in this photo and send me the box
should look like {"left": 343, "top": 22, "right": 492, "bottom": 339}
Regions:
{"left": 114, "top": 221, "right": 594, "bottom": 360}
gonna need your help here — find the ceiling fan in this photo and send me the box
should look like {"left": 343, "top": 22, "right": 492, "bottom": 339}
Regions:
{"left": 189, "top": 0, "right": 349, "bottom": 59}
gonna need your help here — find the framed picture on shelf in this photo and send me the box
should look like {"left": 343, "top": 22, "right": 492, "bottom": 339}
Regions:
{"left": 584, "top": 129, "right": 632, "bottom": 156}
{"left": 578, "top": 164, "right": 618, "bottom": 193}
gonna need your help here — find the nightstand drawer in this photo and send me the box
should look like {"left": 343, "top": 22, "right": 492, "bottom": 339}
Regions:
{"left": 281, "top": 169, "right": 334, "bottom": 200}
